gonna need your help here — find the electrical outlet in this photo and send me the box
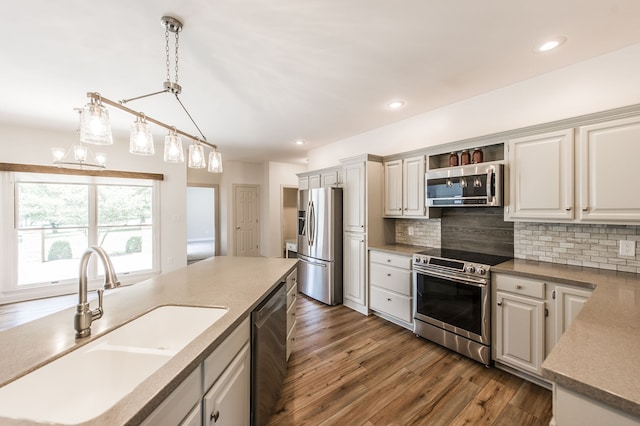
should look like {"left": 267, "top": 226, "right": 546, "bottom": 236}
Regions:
{"left": 619, "top": 240, "right": 636, "bottom": 257}
{"left": 408, "top": 226, "right": 414, "bottom": 236}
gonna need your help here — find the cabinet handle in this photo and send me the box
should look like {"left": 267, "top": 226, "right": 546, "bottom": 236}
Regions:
{"left": 398, "top": 208, "right": 402, "bottom": 211}
{"left": 211, "top": 410, "right": 220, "bottom": 422}
{"left": 497, "top": 302, "right": 502, "bottom": 306}
{"left": 565, "top": 207, "right": 572, "bottom": 211}
{"left": 387, "top": 259, "right": 391, "bottom": 262}
{"left": 387, "top": 298, "right": 392, "bottom": 301}
{"left": 516, "top": 285, "right": 523, "bottom": 289}
{"left": 582, "top": 207, "right": 588, "bottom": 212}
{"left": 387, "top": 273, "right": 391, "bottom": 276}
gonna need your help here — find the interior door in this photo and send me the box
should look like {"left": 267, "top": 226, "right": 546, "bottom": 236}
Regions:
{"left": 234, "top": 185, "right": 260, "bottom": 257}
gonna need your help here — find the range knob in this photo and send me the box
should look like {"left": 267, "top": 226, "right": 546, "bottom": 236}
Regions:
{"left": 422, "top": 257, "right": 428, "bottom": 263}
{"left": 465, "top": 265, "right": 475, "bottom": 273}
{"left": 476, "top": 267, "right": 486, "bottom": 275}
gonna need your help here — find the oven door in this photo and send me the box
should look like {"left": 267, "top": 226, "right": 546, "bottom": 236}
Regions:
{"left": 414, "top": 268, "right": 489, "bottom": 345}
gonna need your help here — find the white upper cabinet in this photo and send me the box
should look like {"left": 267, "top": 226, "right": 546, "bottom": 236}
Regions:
{"left": 578, "top": 115, "right": 640, "bottom": 222}
{"left": 506, "top": 114, "right": 640, "bottom": 224}
{"left": 383, "top": 156, "right": 425, "bottom": 218}
{"left": 383, "top": 160, "right": 403, "bottom": 216}
{"left": 403, "top": 156, "right": 426, "bottom": 216}
{"left": 344, "top": 161, "right": 366, "bottom": 232}
{"left": 506, "top": 130, "right": 574, "bottom": 221}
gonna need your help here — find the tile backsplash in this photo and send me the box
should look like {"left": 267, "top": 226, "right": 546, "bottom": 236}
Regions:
{"left": 394, "top": 216, "right": 640, "bottom": 274}
{"left": 395, "top": 218, "right": 441, "bottom": 247}
{"left": 514, "top": 223, "right": 640, "bottom": 273}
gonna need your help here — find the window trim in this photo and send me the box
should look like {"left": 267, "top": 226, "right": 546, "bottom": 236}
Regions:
{"left": 0, "top": 170, "right": 161, "bottom": 304}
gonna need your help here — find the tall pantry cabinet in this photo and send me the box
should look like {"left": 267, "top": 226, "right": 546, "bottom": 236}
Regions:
{"left": 341, "top": 155, "right": 384, "bottom": 315}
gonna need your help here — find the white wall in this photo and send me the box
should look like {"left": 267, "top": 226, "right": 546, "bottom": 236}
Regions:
{"left": 0, "top": 123, "right": 188, "bottom": 273}
{"left": 262, "top": 162, "right": 307, "bottom": 258}
{"left": 308, "top": 43, "right": 640, "bottom": 169}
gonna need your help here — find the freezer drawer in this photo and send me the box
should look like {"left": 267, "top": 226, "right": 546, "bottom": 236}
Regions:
{"left": 297, "top": 255, "right": 342, "bottom": 305}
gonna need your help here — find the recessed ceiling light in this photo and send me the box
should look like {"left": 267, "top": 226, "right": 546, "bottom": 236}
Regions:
{"left": 534, "top": 36, "right": 567, "bottom": 53}
{"left": 387, "top": 100, "right": 405, "bottom": 110}
{"left": 295, "top": 139, "right": 305, "bottom": 145}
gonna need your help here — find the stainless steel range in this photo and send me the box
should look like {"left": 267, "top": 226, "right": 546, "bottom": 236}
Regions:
{"left": 413, "top": 248, "right": 511, "bottom": 366}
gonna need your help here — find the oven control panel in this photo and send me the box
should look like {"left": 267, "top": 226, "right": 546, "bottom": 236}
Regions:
{"left": 413, "top": 254, "right": 489, "bottom": 277}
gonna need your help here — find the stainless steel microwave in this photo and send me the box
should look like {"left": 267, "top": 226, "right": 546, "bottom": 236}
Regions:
{"left": 426, "top": 162, "right": 503, "bottom": 207}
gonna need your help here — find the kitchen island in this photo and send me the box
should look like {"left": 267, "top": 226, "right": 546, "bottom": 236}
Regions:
{"left": 0, "top": 256, "right": 297, "bottom": 425}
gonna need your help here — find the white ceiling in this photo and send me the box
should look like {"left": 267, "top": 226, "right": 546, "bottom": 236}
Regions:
{"left": 4, "top": 1, "right": 640, "bottom": 164}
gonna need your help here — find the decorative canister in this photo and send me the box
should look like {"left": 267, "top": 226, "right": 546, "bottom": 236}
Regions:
{"left": 472, "top": 148, "right": 484, "bottom": 164}
{"left": 448, "top": 152, "right": 458, "bottom": 167}
{"left": 460, "top": 150, "right": 470, "bottom": 165}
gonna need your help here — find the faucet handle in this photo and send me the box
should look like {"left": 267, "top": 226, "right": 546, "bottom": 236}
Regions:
{"left": 91, "top": 289, "right": 104, "bottom": 321}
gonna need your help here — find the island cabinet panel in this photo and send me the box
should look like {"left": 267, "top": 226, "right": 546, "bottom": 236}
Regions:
{"left": 142, "top": 317, "right": 251, "bottom": 426}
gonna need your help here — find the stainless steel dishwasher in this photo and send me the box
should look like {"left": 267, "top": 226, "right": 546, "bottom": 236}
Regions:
{"left": 251, "top": 281, "right": 287, "bottom": 426}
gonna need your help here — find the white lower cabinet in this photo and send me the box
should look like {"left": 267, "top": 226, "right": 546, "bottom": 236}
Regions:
{"left": 368, "top": 250, "right": 413, "bottom": 329}
{"left": 286, "top": 268, "right": 297, "bottom": 361}
{"left": 495, "top": 290, "right": 546, "bottom": 376}
{"left": 343, "top": 232, "right": 368, "bottom": 314}
{"left": 142, "top": 317, "right": 251, "bottom": 426}
{"left": 493, "top": 273, "right": 593, "bottom": 383}
{"left": 203, "top": 344, "right": 250, "bottom": 426}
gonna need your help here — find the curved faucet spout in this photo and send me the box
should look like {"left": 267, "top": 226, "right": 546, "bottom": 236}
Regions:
{"left": 75, "top": 246, "right": 121, "bottom": 338}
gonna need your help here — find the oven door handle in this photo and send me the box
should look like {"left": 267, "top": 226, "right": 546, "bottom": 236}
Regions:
{"left": 415, "top": 268, "right": 487, "bottom": 287}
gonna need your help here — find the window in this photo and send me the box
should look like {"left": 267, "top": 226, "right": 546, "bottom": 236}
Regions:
{"left": 1, "top": 172, "right": 159, "bottom": 302}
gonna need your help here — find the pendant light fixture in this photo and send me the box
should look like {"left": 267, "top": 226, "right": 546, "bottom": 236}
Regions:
{"left": 79, "top": 95, "right": 112, "bottom": 145}
{"left": 129, "top": 114, "right": 154, "bottom": 155}
{"left": 71, "top": 15, "right": 223, "bottom": 172}
{"left": 52, "top": 110, "right": 107, "bottom": 170}
{"left": 163, "top": 128, "right": 184, "bottom": 163}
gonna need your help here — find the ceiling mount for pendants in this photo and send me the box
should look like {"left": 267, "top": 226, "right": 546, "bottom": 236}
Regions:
{"left": 161, "top": 16, "right": 183, "bottom": 33}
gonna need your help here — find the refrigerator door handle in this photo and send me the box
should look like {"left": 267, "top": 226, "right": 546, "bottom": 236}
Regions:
{"left": 298, "top": 257, "right": 328, "bottom": 268}
{"left": 310, "top": 201, "right": 316, "bottom": 246}
{"left": 306, "top": 200, "right": 312, "bottom": 246}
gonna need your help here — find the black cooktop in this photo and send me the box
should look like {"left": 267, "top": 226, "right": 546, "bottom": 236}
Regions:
{"left": 416, "top": 248, "right": 512, "bottom": 267}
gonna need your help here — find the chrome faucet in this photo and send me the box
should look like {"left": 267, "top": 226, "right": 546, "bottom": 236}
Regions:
{"left": 74, "top": 246, "right": 120, "bottom": 338}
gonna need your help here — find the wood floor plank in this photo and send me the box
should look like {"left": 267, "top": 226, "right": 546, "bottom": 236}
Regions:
{"left": 268, "top": 295, "right": 553, "bottom": 426}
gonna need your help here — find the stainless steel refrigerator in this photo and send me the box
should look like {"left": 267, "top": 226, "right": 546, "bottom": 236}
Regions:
{"left": 297, "top": 187, "right": 343, "bottom": 305}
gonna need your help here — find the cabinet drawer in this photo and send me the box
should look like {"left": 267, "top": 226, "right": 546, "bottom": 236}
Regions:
{"left": 286, "top": 320, "right": 296, "bottom": 361}
{"left": 495, "top": 274, "right": 545, "bottom": 299}
{"left": 286, "top": 269, "right": 297, "bottom": 291}
{"left": 204, "top": 317, "right": 250, "bottom": 390}
{"left": 370, "top": 250, "right": 412, "bottom": 269}
{"left": 370, "top": 263, "right": 411, "bottom": 295}
{"left": 287, "top": 297, "right": 296, "bottom": 332}
{"left": 370, "top": 286, "right": 412, "bottom": 323}
{"left": 287, "top": 283, "right": 297, "bottom": 308}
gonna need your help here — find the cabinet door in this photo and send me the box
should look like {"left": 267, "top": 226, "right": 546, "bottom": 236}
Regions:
{"left": 298, "top": 176, "right": 309, "bottom": 190}
{"left": 343, "top": 232, "right": 367, "bottom": 314}
{"left": 495, "top": 291, "right": 545, "bottom": 376}
{"left": 506, "top": 130, "right": 574, "bottom": 221}
{"left": 578, "top": 116, "right": 640, "bottom": 222}
{"left": 321, "top": 171, "right": 338, "bottom": 187}
{"left": 554, "top": 285, "right": 592, "bottom": 345}
{"left": 308, "top": 174, "right": 321, "bottom": 189}
{"left": 403, "top": 156, "right": 425, "bottom": 217}
{"left": 384, "top": 160, "right": 403, "bottom": 216}
{"left": 344, "top": 162, "right": 366, "bottom": 232}
{"left": 203, "top": 343, "right": 250, "bottom": 426}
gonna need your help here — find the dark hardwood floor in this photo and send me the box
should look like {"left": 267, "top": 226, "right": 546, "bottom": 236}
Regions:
{"left": 268, "top": 294, "right": 552, "bottom": 426}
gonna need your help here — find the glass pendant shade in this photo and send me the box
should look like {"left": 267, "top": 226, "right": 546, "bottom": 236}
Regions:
{"left": 73, "top": 145, "right": 88, "bottom": 162}
{"left": 52, "top": 148, "right": 65, "bottom": 162}
{"left": 163, "top": 130, "right": 184, "bottom": 163}
{"left": 95, "top": 153, "right": 107, "bottom": 167}
{"left": 188, "top": 143, "right": 206, "bottom": 168}
{"left": 129, "top": 117, "right": 155, "bottom": 155}
{"left": 80, "top": 100, "right": 113, "bottom": 145}
{"left": 208, "top": 150, "right": 223, "bottom": 173}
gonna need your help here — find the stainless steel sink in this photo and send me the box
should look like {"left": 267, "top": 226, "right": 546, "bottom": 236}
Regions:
{"left": 0, "top": 305, "right": 227, "bottom": 424}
